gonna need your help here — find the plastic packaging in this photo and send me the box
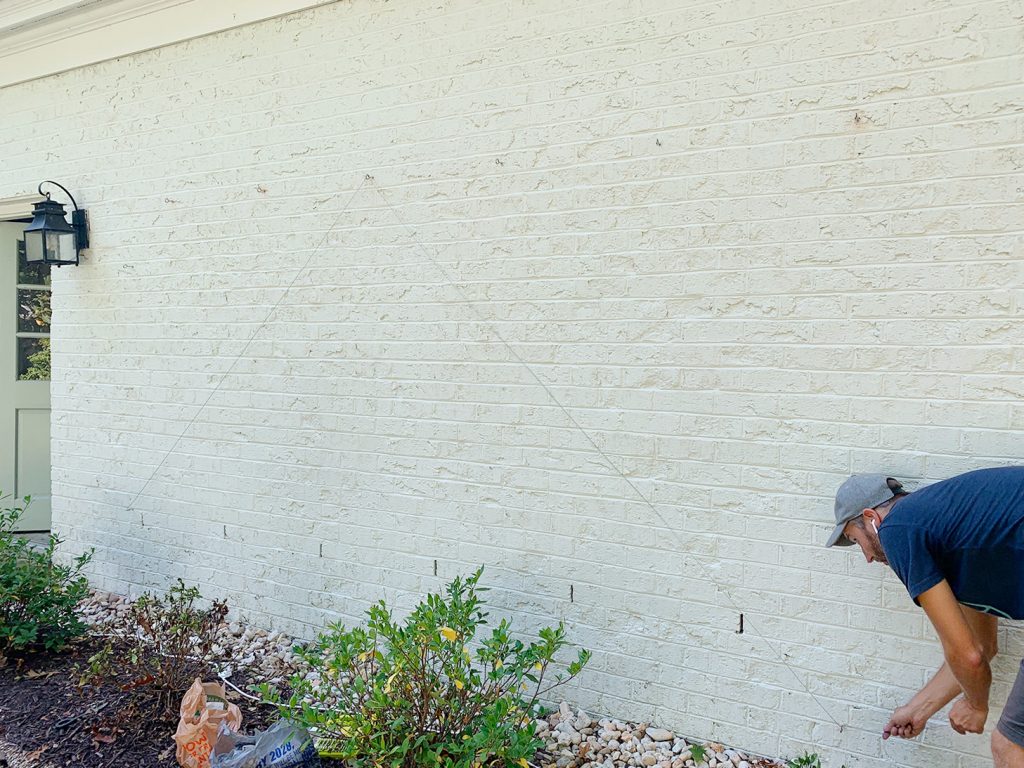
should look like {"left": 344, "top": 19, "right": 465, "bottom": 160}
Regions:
{"left": 174, "top": 679, "right": 243, "bottom": 768}
{"left": 210, "top": 719, "right": 321, "bottom": 768}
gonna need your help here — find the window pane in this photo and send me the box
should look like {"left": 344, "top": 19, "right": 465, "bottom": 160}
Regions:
{"left": 17, "top": 337, "right": 50, "bottom": 381}
{"left": 17, "top": 240, "right": 51, "bottom": 285}
{"left": 18, "top": 289, "right": 51, "bottom": 333}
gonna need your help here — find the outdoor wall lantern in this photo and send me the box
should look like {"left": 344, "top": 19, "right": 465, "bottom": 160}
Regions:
{"left": 23, "top": 181, "right": 89, "bottom": 266}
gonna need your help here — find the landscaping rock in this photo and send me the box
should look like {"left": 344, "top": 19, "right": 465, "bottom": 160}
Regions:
{"left": 575, "top": 711, "right": 594, "bottom": 730}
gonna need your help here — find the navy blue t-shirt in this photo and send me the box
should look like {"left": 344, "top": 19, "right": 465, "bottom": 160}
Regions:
{"left": 878, "top": 467, "right": 1024, "bottom": 620}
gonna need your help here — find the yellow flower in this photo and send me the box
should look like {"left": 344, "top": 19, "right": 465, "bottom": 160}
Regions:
{"left": 533, "top": 663, "right": 543, "bottom": 672}
{"left": 495, "top": 659, "right": 503, "bottom": 670}
{"left": 440, "top": 627, "right": 458, "bottom": 642}
{"left": 517, "top": 759, "right": 530, "bottom": 768}
{"left": 454, "top": 679, "right": 465, "bottom": 690}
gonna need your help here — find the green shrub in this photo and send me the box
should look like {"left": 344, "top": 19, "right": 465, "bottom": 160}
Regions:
{"left": 262, "top": 567, "right": 591, "bottom": 768}
{"left": 80, "top": 579, "right": 227, "bottom": 716}
{"left": 786, "top": 753, "right": 822, "bottom": 768}
{"left": 0, "top": 493, "right": 91, "bottom": 659}
{"left": 20, "top": 338, "right": 51, "bottom": 381}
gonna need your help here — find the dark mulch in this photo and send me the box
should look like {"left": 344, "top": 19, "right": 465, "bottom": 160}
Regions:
{"left": 0, "top": 636, "right": 283, "bottom": 768}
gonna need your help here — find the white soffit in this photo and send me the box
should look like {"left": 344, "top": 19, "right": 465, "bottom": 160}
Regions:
{"left": 0, "top": 0, "right": 338, "bottom": 89}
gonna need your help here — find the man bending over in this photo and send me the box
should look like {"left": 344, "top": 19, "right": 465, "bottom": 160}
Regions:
{"left": 826, "top": 467, "right": 1024, "bottom": 767}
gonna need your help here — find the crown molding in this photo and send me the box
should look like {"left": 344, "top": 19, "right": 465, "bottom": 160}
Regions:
{"left": 0, "top": 195, "right": 43, "bottom": 221}
{"left": 0, "top": 0, "right": 337, "bottom": 89}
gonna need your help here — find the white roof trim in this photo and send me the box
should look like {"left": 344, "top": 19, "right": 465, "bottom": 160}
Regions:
{"left": 0, "top": 0, "right": 337, "bottom": 89}
{"left": 0, "top": 195, "right": 43, "bottom": 221}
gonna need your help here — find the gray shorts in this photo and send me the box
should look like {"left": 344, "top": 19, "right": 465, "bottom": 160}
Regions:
{"left": 998, "top": 659, "right": 1024, "bottom": 747}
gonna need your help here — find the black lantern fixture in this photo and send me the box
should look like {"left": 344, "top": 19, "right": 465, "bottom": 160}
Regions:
{"left": 23, "top": 181, "right": 89, "bottom": 267}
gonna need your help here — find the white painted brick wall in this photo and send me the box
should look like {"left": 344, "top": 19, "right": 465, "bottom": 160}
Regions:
{"left": 2, "top": 0, "right": 1023, "bottom": 764}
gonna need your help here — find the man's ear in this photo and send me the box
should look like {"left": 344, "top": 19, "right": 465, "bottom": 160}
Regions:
{"left": 862, "top": 507, "right": 883, "bottom": 528}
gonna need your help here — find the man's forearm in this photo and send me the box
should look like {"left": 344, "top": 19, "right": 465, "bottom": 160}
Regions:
{"left": 946, "top": 651, "right": 991, "bottom": 709}
{"left": 911, "top": 626, "right": 999, "bottom": 720}
{"left": 934, "top": 605, "right": 999, "bottom": 712}
{"left": 909, "top": 662, "right": 961, "bottom": 718}
{"left": 903, "top": 589, "right": 998, "bottom": 733}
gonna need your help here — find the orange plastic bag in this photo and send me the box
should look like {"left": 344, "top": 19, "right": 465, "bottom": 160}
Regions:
{"left": 174, "top": 679, "right": 243, "bottom": 768}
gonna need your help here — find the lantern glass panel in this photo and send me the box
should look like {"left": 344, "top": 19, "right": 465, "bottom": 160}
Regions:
{"left": 24, "top": 231, "right": 44, "bottom": 263}
{"left": 55, "top": 231, "right": 76, "bottom": 263}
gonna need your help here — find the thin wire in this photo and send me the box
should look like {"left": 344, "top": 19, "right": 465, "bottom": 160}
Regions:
{"left": 121, "top": 176, "right": 371, "bottom": 516}
{"left": 108, "top": 170, "right": 845, "bottom": 731}
{"left": 369, "top": 178, "right": 846, "bottom": 730}
{"left": 219, "top": 671, "right": 276, "bottom": 706}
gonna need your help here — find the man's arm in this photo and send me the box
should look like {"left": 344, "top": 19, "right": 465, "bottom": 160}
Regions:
{"left": 918, "top": 580, "right": 992, "bottom": 734}
{"left": 918, "top": 581, "right": 993, "bottom": 706}
{"left": 884, "top": 605, "right": 997, "bottom": 739}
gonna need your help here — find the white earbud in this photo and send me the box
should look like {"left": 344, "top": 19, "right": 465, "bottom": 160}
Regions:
{"left": 871, "top": 521, "right": 879, "bottom": 535}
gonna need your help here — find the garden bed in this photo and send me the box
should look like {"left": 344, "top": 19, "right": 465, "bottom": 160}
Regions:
{"left": 0, "top": 590, "right": 794, "bottom": 768}
{"left": 0, "top": 639, "right": 788, "bottom": 768}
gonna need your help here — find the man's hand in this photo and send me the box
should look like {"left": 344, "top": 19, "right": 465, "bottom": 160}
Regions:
{"left": 883, "top": 703, "right": 928, "bottom": 740}
{"left": 949, "top": 697, "right": 987, "bottom": 735}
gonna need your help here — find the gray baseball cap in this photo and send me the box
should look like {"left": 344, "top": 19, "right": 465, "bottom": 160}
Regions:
{"left": 826, "top": 474, "right": 905, "bottom": 547}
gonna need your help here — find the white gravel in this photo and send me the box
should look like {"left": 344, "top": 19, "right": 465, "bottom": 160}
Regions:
{"left": 79, "top": 591, "right": 789, "bottom": 768}
{"left": 78, "top": 590, "right": 302, "bottom": 684}
{"left": 533, "top": 701, "right": 786, "bottom": 768}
